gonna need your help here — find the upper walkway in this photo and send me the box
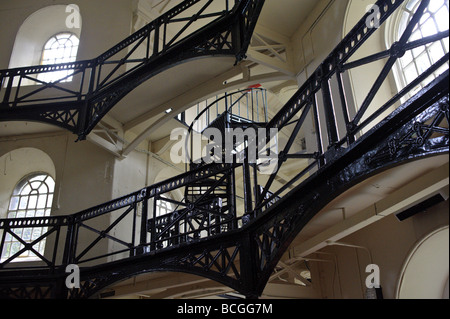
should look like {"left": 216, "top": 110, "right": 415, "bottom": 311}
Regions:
{"left": 0, "top": 0, "right": 448, "bottom": 299}
{"left": 0, "top": 0, "right": 264, "bottom": 141}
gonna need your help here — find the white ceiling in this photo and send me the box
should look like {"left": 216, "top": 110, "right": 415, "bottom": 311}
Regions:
{"left": 258, "top": 0, "right": 319, "bottom": 37}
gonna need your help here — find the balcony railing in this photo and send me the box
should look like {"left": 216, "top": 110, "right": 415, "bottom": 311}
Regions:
{"left": 0, "top": 0, "right": 448, "bottom": 299}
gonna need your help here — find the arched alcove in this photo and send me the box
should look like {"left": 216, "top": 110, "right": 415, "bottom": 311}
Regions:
{"left": 396, "top": 226, "right": 449, "bottom": 299}
{"left": 8, "top": 5, "right": 82, "bottom": 85}
{"left": 0, "top": 147, "right": 56, "bottom": 219}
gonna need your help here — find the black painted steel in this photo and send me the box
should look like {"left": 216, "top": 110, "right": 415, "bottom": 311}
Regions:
{"left": 0, "top": 0, "right": 449, "bottom": 299}
{"left": 0, "top": 0, "right": 265, "bottom": 140}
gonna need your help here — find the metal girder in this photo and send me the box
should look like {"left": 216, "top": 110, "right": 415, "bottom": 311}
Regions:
{"left": 0, "top": 0, "right": 265, "bottom": 141}
{"left": 0, "top": 73, "right": 447, "bottom": 299}
{"left": 0, "top": 0, "right": 449, "bottom": 300}
{"left": 247, "top": 25, "right": 295, "bottom": 76}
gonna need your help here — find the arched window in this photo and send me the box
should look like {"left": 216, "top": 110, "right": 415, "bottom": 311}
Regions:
{"left": 388, "top": 0, "right": 449, "bottom": 97}
{"left": 1, "top": 173, "right": 55, "bottom": 262}
{"left": 38, "top": 33, "right": 80, "bottom": 83}
{"left": 7, "top": 5, "right": 82, "bottom": 86}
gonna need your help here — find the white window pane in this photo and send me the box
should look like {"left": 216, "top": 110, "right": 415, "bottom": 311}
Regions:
{"left": 30, "top": 181, "right": 41, "bottom": 191}
{"left": 16, "top": 211, "right": 26, "bottom": 218}
{"left": 46, "top": 177, "right": 55, "bottom": 191}
{"left": 9, "top": 196, "right": 19, "bottom": 211}
{"left": 32, "top": 228, "right": 43, "bottom": 240}
{"left": 47, "top": 194, "right": 54, "bottom": 208}
{"left": 443, "top": 37, "right": 449, "bottom": 52}
{"left": 401, "top": 50, "right": 414, "bottom": 66}
{"left": 22, "top": 228, "right": 32, "bottom": 241}
{"left": 37, "top": 195, "right": 48, "bottom": 209}
{"left": 21, "top": 184, "right": 31, "bottom": 194}
{"left": 36, "top": 210, "right": 45, "bottom": 217}
{"left": 420, "top": 17, "right": 438, "bottom": 37}
{"left": 10, "top": 242, "right": 21, "bottom": 256}
{"left": 419, "top": 12, "right": 431, "bottom": 25}
{"left": 416, "top": 53, "right": 431, "bottom": 73}
{"left": 429, "top": 42, "right": 445, "bottom": 63}
{"left": 44, "top": 39, "right": 56, "bottom": 50}
{"left": 38, "top": 183, "right": 49, "bottom": 194}
{"left": 28, "top": 195, "right": 38, "bottom": 209}
{"left": 26, "top": 210, "right": 36, "bottom": 218}
{"left": 429, "top": 0, "right": 445, "bottom": 13}
{"left": 404, "top": 65, "right": 418, "bottom": 84}
{"left": 2, "top": 243, "right": 11, "bottom": 258}
{"left": 19, "top": 197, "right": 28, "bottom": 210}
{"left": 435, "top": 8, "right": 449, "bottom": 32}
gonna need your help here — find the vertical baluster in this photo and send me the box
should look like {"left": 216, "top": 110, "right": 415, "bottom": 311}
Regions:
{"left": 242, "top": 143, "right": 253, "bottom": 215}
{"left": 312, "top": 97, "right": 324, "bottom": 168}
{"left": 150, "top": 198, "right": 157, "bottom": 251}
{"left": 130, "top": 204, "right": 137, "bottom": 257}
{"left": 336, "top": 70, "right": 355, "bottom": 144}
{"left": 163, "top": 17, "right": 168, "bottom": 52}
{"left": 251, "top": 90, "right": 254, "bottom": 121}
{"left": 62, "top": 217, "right": 77, "bottom": 266}
{"left": 146, "top": 27, "right": 151, "bottom": 59}
{"left": 265, "top": 89, "right": 269, "bottom": 123}
{"left": 78, "top": 67, "right": 86, "bottom": 101}
{"left": 140, "top": 198, "right": 148, "bottom": 254}
{"left": 207, "top": 99, "right": 210, "bottom": 127}
{"left": 153, "top": 20, "right": 160, "bottom": 57}
{"left": 229, "top": 168, "right": 237, "bottom": 230}
{"left": 51, "top": 226, "right": 61, "bottom": 271}
{"left": 12, "top": 74, "right": 22, "bottom": 108}
{"left": 2, "top": 73, "right": 14, "bottom": 107}
{"left": 321, "top": 74, "right": 339, "bottom": 148}
{"left": 0, "top": 223, "right": 7, "bottom": 264}
{"left": 252, "top": 163, "right": 259, "bottom": 218}
{"left": 216, "top": 95, "right": 219, "bottom": 118}
{"left": 96, "top": 64, "right": 102, "bottom": 91}
{"left": 256, "top": 90, "right": 260, "bottom": 122}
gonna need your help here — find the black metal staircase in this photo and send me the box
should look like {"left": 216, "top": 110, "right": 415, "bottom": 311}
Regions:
{"left": 0, "top": 0, "right": 264, "bottom": 141}
{"left": 0, "top": 0, "right": 449, "bottom": 299}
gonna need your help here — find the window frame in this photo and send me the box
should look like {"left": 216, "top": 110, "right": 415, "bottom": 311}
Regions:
{"left": 38, "top": 32, "right": 80, "bottom": 83}
{"left": 1, "top": 173, "right": 55, "bottom": 263}
{"left": 385, "top": 0, "right": 449, "bottom": 99}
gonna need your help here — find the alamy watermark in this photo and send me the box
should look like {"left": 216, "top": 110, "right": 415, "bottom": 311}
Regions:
{"left": 65, "top": 264, "right": 80, "bottom": 289}
{"left": 170, "top": 126, "right": 280, "bottom": 175}
{"left": 66, "top": 4, "right": 81, "bottom": 29}
{"left": 366, "top": 4, "right": 381, "bottom": 29}
{"left": 365, "top": 264, "right": 381, "bottom": 289}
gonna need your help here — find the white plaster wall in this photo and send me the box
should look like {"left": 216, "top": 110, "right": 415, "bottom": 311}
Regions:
{"left": 0, "top": 133, "right": 117, "bottom": 266}
{"left": 316, "top": 200, "right": 449, "bottom": 299}
{"left": 0, "top": 0, "right": 134, "bottom": 69}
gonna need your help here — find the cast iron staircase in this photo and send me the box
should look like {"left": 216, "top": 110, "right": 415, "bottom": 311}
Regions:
{"left": 0, "top": 0, "right": 449, "bottom": 299}
{"left": 0, "top": 0, "right": 265, "bottom": 141}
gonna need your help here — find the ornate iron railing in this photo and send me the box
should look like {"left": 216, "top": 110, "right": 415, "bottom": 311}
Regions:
{"left": 0, "top": 0, "right": 448, "bottom": 299}
{"left": 0, "top": 0, "right": 265, "bottom": 140}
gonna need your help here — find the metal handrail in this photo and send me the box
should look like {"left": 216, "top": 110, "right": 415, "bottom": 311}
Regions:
{"left": 0, "top": 0, "right": 448, "bottom": 285}
{"left": 184, "top": 87, "right": 268, "bottom": 169}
